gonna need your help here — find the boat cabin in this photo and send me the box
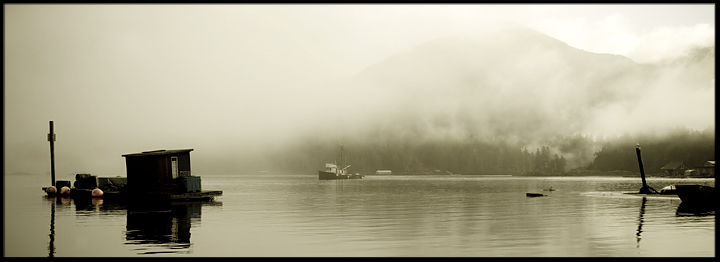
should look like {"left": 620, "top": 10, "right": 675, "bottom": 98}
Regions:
{"left": 122, "top": 149, "right": 194, "bottom": 192}
{"left": 324, "top": 163, "right": 338, "bottom": 173}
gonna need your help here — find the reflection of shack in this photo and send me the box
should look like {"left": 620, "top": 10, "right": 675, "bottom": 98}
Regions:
{"left": 660, "top": 162, "right": 689, "bottom": 177}
{"left": 122, "top": 149, "right": 201, "bottom": 194}
{"left": 689, "top": 161, "right": 715, "bottom": 178}
{"left": 125, "top": 202, "right": 203, "bottom": 254}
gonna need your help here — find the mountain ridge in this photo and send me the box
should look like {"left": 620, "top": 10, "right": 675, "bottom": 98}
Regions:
{"left": 281, "top": 25, "right": 713, "bottom": 173}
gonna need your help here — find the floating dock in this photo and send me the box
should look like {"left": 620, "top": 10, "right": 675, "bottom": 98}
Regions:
{"left": 42, "top": 147, "right": 222, "bottom": 203}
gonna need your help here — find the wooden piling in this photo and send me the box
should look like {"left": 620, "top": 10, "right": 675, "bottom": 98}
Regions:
{"left": 635, "top": 143, "right": 656, "bottom": 194}
{"left": 49, "top": 121, "right": 56, "bottom": 187}
{"left": 635, "top": 143, "right": 647, "bottom": 188}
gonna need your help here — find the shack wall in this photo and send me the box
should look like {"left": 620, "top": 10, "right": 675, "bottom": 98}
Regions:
{"left": 126, "top": 156, "right": 164, "bottom": 188}
{"left": 125, "top": 152, "right": 192, "bottom": 190}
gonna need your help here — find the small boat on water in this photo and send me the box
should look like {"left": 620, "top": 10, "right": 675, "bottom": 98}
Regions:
{"left": 526, "top": 193, "right": 546, "bottom": 197}
{"left": 674, "top": 185, "right": 716, "bottom": 209}
{"left": 319, "top": 143, "right": 364, "bottom": 180}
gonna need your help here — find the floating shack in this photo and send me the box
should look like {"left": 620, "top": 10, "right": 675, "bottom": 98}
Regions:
{"left": 122, "top": 149, "right": 196, "bottom": 193}
{"left": 121, "top": 149, "right": 221, "bottom": 201}
{"left": 44, "top": 149, "right": 221, "bottom": 202}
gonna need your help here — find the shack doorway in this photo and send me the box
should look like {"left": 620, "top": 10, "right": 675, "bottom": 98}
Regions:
{"left": 171, "top": 156, "right": 178, "bottom": 179}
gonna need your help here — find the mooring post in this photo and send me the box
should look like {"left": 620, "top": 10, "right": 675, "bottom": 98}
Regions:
{"left": 635, "top": 143, "right": 655, "bottom": 194}
{"left": 49, "top": 121, "right": 56, "bottom": 187}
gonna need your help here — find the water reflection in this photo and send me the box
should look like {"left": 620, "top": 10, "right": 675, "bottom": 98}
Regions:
{"left": 47, "top": 196, "right": 221, "bottom": 255}
{"left": 44, "top": 196, "right": 75, "bottom": 257}
{"left": 125, "top": 202, "right": 204, "bottom": 254}
{"left": 635, "top": 197, "right": 646, "bottom": 249}
{"left": 676, "top": 201, "right": 715, "bottom": 217}
{"left": 46, "top": 196, "right": 57, "bottom": 257}
{"left": 30, "top": 175, "right": 713, "bottom": 257}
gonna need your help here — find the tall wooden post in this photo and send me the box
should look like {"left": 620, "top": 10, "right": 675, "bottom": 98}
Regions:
{"left": 635, "top": 143, "right": 647, "bottom": 187}
{"left": 635, "top": 143, "right": 655, "bottom": 194}
{"left": 48, "top": 121, "right": 56, "bottom": 187}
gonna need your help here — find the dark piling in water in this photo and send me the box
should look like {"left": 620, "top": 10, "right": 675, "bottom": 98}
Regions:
{"left": 635, "top": 143, "right": 657, "bottom": 194}
{"left": 48, "top": 121, "right": 56, "bottom": 187}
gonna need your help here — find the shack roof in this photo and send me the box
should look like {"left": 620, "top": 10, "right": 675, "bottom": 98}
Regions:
{"left": 660, "top": 161, "right": 688, "bottom": 170}
{"left": 122, "top": 149, "right": 194, "bottom": 157}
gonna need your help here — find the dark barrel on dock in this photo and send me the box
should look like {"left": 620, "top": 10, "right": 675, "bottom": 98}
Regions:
{"left": 74, "top": 174, "right": 97, "bottom": 189}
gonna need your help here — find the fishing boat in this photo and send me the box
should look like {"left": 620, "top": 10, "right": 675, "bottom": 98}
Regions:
{"left": 318, "top": 143, "right": 364, "bottom": 180}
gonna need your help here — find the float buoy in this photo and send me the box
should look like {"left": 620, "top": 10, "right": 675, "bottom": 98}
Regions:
{"left": 60, "top": 186, "right": 71, "bottom": 195}
{"left": 46, "top": 186, "right": 57, "bottom": 195}
{"left": 91, "top": 188, "right": 104, "bottom": 197}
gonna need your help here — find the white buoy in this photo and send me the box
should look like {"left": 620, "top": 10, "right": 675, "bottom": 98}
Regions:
{"left": 46, "top": 186, "right": 57, "bottom": 195}
{"left": 60, "top": 186, "right": 71, "bottom": 195}
{"left": 91, "top": 188, "right": 104, "bottom": 197}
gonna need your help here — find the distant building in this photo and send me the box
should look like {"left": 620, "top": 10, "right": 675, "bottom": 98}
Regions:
{"left": 692, "top": 161, "right": 715, "bottom": 177}
{"left": 660, "top": 161, "right": 689, "bottom": 177}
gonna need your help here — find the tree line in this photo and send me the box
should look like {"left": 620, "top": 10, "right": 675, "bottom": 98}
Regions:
{"left": 276, "top": 136, "right": 568, "bottom": 175}
{"left": 272, "top": 126, "right": 713, "bottom": 176}
{"left": 589, "top": 127, "right": 715, "bottom": 174}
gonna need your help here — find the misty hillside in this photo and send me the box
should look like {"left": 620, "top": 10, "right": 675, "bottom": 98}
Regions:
{"left": 347, "top": 25, "right": 713, "bottom": 139}
{"left": 6, "top": 25, "right": 712, "bottom": 177}
{"left": 260, "top": 25, "right": 714, "bottom": 175}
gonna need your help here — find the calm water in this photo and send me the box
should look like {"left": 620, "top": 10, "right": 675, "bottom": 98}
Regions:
{"left": 4, "top": 173, "right": 715, "bottom": 257}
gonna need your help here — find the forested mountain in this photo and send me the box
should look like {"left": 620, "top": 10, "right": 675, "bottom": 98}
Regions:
{"left": 251, "top": 25, "right": 713, "bottom": 176}
{"left": 590, "top": 126, "right": 715, "bottom": 174}
{"left": 268, "top": 127, "right": 713, "bottom": 176}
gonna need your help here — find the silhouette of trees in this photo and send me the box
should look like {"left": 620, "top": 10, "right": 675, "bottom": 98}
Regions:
{"left": 589, "top": 126, "right": 714, "bottom": 174}
{"left": 275, "top": 136, "right": 570, "bottom": 175}
{"left": 272, "top": 126, "right": 712, "bottom": 176}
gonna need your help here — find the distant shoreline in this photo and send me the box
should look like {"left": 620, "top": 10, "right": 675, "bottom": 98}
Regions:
{"left": 365, "top": 172, "right": 714, "bottom": 178}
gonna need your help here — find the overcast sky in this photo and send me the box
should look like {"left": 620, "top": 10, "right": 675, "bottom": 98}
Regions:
{"left": 3, "top": 4, "right": 715, "bottom": 175}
